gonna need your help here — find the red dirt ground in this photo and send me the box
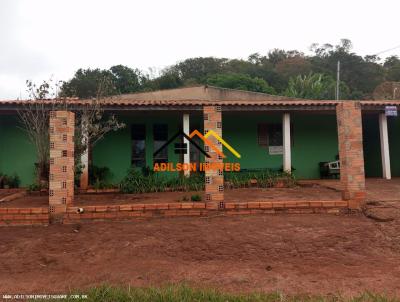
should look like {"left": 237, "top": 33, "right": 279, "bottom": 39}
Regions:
{"left": 1, "top": 211, "right": 400, "bottom": 296}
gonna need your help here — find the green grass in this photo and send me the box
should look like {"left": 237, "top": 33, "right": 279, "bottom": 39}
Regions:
{"left": 32, "top": 284, "right": 399, "bottom": 302}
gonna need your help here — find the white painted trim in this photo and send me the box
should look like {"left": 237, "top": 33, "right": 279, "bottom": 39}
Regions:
{"left": 379, "top": 113, "right": 391, "bottom": 180}
{"left": 283, "top": 112, "right": 291, "bottom": 173}
{"left": 183, "top": 113, "right": 190, "bottom": 177}
{"left": 80, "top": 119, "right": 89, "bottom": 189}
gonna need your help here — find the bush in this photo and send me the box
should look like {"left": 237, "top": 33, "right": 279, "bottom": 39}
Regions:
{"left": 89, "top": 166, "right": 115, "bottom": 189}
{"left": 119, "top": 168, "right": 204, "bottom": 194}
{"left": 0, "top": 173, "right": 20, "bottom": 189}
{"left": 27, "top": 183, "right": 42, "bottom": 192}
{"left": 225, "top": 170, "right": 296, "bottom": 189}
{"left": 191, "top": 194, "right": 202, "bottom": 202}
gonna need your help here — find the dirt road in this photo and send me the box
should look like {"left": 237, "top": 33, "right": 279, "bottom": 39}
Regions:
{"left": 1, "top": 211, "right": 400, "bottom": 297}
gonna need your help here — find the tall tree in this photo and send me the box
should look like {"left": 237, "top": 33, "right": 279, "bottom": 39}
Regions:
{"left": 309, "top": 39, "right": 385, "bottom": 97}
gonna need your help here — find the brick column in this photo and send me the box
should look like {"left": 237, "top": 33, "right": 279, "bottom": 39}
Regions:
{"left": 203, "top": 105, "right": 224, "bottom": 203}
{"left": 49, "top": 111, "right": 75, "bottom": 221}
{"left": 336, "top": 101, "right": 366, "bottom": 208}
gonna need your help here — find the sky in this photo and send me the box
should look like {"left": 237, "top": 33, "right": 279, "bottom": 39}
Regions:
{"left": 0, "top": 0, "right": 399, "bottom": 99}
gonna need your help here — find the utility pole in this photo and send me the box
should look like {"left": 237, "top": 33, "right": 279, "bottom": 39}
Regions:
{"left": 336, "top": 60, "right": 340, "bottom": 100}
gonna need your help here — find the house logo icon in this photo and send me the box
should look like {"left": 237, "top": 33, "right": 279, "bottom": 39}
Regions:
{"left": 153, "top": 129, "right": 241, "bottom": 159}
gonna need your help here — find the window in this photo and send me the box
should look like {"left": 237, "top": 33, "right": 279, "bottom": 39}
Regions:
{"left": 268, "top": 124, "right": 283, "bottom": 147}
{"left": 131, "top": 124, "right": 146, "bottom": 167}
{"left": 257, "top": 123, "right": 283, "bottom": 147}
{"left": 153, "top": 124, "right": 168, "bottom": 164}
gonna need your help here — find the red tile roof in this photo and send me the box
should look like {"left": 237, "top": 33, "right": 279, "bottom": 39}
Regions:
{"left": 0, "top": 86, "right": 398, "bottom": 108}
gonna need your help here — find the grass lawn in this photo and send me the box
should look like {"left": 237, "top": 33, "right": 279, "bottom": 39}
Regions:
{"left": 32, "top": 285, "right": 399, "bottom": 302}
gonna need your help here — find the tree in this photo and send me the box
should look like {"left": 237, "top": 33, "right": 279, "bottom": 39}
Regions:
{"left": 18, "top": 78, "right": 125, "bottom": 187}
{"left": 206, "top": 73, "right": 276, "bottom": 94}
{"left": 60, "top": 68, "right": 117, "bottom": 98}
{"left": 18, "top": 79, "right": 66, "bottom": 185}
{"left": 110, "top": 65, "right": 145, "bottom": 94}
{"left": 144, "top": 69, "right": 183, "bottom": 90}
{"left": 284, "top": 73, "right": 349, "bottom": 100}
{"left": 267, "top": 49, "right": 304, "bottom": 66}
{"left": 309, "top": 39, "right": 385, "bottom": 97}
{"left": 175, "top": 57, "right": 228, "bottom": 83}
{"left": 384, "top": 56, "right": 400, "bottom": 81}
{"left": 275, "top": 56, "right": 313, "bottom": 80}
{"left": 224, "top": 58, "right": 286, "bottom": 93}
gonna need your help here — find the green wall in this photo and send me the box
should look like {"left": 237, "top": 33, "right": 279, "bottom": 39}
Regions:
{"left": 363, "top": 114, "right": 381, "bottom": 177}
{"left": 389, "top": 117, "right": 400, "bottom": 177}
{"left": 363, "top": 113, "right": 400, "bottom": 177}
{"left": 0, "top": 115, "right": 37, "bottom": 186}
{"left": 222, "top": 112, "right": 338, "bottom": 179}
{"left": 6, "top": 109, "right": 397, "bottom": 187}
{"left": 94, "top": 111, "right": 339, "bottom": 181}
{"left": 292, "top": 114, "right": 338, "bottom": 178}
{"left": 92, "top": 112, "right": 203, "bottom": 183}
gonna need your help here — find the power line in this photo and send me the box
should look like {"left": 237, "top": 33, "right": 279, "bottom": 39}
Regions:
{"left": 374, "top": 44, "right": 400, "bottom": 56}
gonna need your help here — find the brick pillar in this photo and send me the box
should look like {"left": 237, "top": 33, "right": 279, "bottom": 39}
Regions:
{"left": 49, "top": 111, "right": 75, "bottom": 221}
{"left": 203, "top": 105, "right": 224, "bottom": 203}
{"left": 336, "top": 101, "right": 366, "bottom": 208}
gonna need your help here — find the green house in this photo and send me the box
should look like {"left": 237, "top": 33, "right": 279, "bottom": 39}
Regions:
{"left": 0, "top": 86, "right": 399, "bottom": 188}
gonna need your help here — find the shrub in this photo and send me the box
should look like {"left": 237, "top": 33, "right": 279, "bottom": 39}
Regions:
{"left": 225, "top": 170, "right": 296, "bottom": 189}
{"left": 27, "top": 183, "right": 41, "bottom": 192}
{"left": 191, "top": 194, "right": 202, "bottom": 202}
{"left": 89, "top": 166, "right": 115, "bottom": 189}
{"left": 0, "top": 173, "right": 20, "bottom": 189}
{"left": 119, "top": 168, "right": 204, "bottom": 194}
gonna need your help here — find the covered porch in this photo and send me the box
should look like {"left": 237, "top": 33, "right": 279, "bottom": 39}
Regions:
{"left": 1, "top": 86, "right": 398, "bottom": 224}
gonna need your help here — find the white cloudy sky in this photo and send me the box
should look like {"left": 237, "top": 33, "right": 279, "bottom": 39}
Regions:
{"left": 0, "top": 0, "right": 399, "bottom": 99}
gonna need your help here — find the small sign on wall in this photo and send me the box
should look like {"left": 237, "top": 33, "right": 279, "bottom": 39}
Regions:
{"left": 269, "top": 146, "right": 283, "bottom": 155}
{"left": 385, "top": 106, "right": 398, "bottom": 117}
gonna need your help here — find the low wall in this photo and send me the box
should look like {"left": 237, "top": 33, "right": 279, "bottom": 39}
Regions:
{"left": 0, "top": 200, "right": 349, "bottom": 226}
{"left": 63, "top": 200, "right": 349, "bottom": 224}
{"left": 0, "top": 208, "right": 49, "bottom": 226}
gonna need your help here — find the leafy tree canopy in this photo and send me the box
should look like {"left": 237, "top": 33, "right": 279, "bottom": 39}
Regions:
{"left": 61, "top": 66, "right": 146, "bottom": 98}
{"left": 206, "top": 73, "right": 276, "bottom": 94}
{"left": 58, "top": 39, "right": 398, "bottom": 100}
{"left": 384, "top": 56, "right": 400, "bottom": 81}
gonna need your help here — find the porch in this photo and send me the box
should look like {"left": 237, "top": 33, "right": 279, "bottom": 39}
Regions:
{"left": 1, "top": 86, "right": 399, "bottom": 225}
